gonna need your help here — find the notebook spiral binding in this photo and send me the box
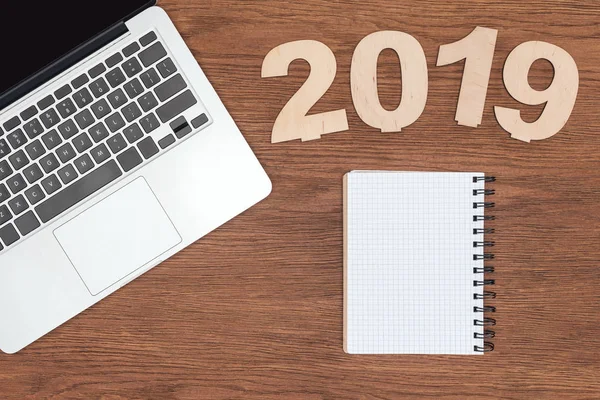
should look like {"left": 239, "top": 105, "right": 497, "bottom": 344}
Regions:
{"left": 472, "top": 176, "right": 496, "bottom": 353}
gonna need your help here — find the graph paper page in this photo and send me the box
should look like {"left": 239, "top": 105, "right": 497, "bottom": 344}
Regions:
{"left": 344, "top": 171, "right": 485, "bottom": 354}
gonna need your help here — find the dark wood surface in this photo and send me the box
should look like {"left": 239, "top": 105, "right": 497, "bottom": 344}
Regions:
{"left": 2, "top": 0, "right": 600, "bottom": 398}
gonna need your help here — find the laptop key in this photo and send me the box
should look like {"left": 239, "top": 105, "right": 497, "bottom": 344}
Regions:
{"left": 74, "top": 109, "right": 95, "bottom": 130}
{"left": 156, "top": 90, "right": 197, "bottom": 123}
{"left": 174, "top": 123, "right": 192, "bottom": 139}
{"left": 71, "top": 74, "right": 89, "bottom": 89}
{"left": 157, "top": 58, "right": 177, "bottom": 78}
{"left": 41, "top": 174, "right": 62, "bottom": 195}
{"left": 3, "top": 116, "right": 20, "bottom": 132}
{"left": 57, "top": 98, "right": 77, "bottom": 119}
{"left": 140, "top": 68, "right": 161, "bottom": 89}
{"left": 139, "top": 42, "right": 167, "bottom": 67}
{"left": 138, "top": 92, "right": 158, "bottom": 113}
{"left": 91, "top": 143, "right": 110, "bottom": 164}
{"left": 0, "top": 204, "right": 11, "bottom": 226}
{"left": 107, "top": 133, "right": 127, "bottom": 154}
{"left": 56, "top": 142, "right": 77, "bottom": 163}
{"left": 20, "top": 106, "right": 38, "bottom": 121}
{"left": 0, "top": 159, "right": 12, "bottom": 181}
{"left": 91, "top": 98, "right": 111, "bottom": 119}
{"left": 58, "top": 164, "right": 78, "bottom": 185}
{"left": 24, "top": 184, "right": 46, "bottom": 205}
{"left": 0, "top": 224, "right": 19, "bottom": 247}
{"left": 140, "top": 31, "right": 157, "bottom": 47}
{"left": 191, "top": 113, "right": 209, "bottom": 129}
{"left": 106, "top": 67, "right": 126, "bottom": 88}
{"left": 88, "top": 122, "right": 110, "bottom": 143}
{"left": 8, "top": 194, "right": 28, "bottom": 215}
{"left": 7, "top": 129, "right": 28, "bottom": 149}
{"left": 25, "top": 139, "right": 46, "bottom": 160}
{"left": 124, "top": 78, "right": 144, "bottom": 99}
{"left": 123, "top": 42, "right": 140, "bottom": 57}
{"left": 74, "top": 133, "right": 93, "bottom": 153}
{"left": 0, "top": 139, "right": 11, "bottom": 158}
{"left": 40, "top": 153, "right": 60, "bottom": 174}
{"left": 137, "top": 137, "right": 159, "bottom": 159}
{"left": 89, "top": 77, "right": 110, "bottom": 98}
{"left": 36, "top": 160, "right": 123, "bottom": 223}
{"left": 106, "top": 53, "right": 124, "bottom": 68}
{"left": 73, "top": 87, "right": 94, "bottom": 108}
{"left": 105, "top": 112, "right": 125, "bottom": 133}
{"left": 0, "top": 183, "right": 10, "bottom": 203}
{"left": 9, "top": 150, "right": 29, "bottom": 170}
{"left": 121, "top": 102, "right": 142, "bottom": 123}
{"left": 14, "top": 211, "right": 40, "bottom": 236}
{"left": 122, "top": 58, "right": 143, "bottom": 78}
{"left": 7, "top": 173, "right": 26, "bottom": 194}
{"left": 23, "top": 163, "right": 43, "bottom": 184}
{"left": 58, "top": 119, "right": 79, "bottom": 140}
{"left": 23, "top": 119, "right": 44, "bottom": 139}
{"left": 37, "top": 95, "right": 55, "bottom": 111}
{"left": 41, "top": 129, "right": 62, "bottom": 150}
{"left": 123, "top": 123, "right": 144, "bottom": 144}
{"left": 158, "top": 134, "right": 175, "bottom": 149}
{"left": 107, "top": 88, "right": 127, "bottom": 109}
{"left": 89, "top": 63, "right": 107, "bottom": 79}
{"left": 40, "top": 109, "right": 60, "bottom": 129}
{"left": 74, "top": 154, "right": 94, "bottom": 174}
{"left": 117, "top": 147, "right": 143, "bottom": 172}
{"left": 140, "top": 113, "right": 160, "bottom": 133}
{"left": 155, "top": 74, "right": 187, "bottom": 102}
{"left": 54, "top": 84, "right": 72, "bottom": 100}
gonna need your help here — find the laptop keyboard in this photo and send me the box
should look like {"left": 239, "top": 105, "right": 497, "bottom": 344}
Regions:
{"left": 0, "top": 31, "right": 210, "bottom": 252}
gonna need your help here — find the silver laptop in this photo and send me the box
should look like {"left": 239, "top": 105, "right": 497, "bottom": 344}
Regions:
{"left": 0, "top": 1, "right": 271, "bottom": 353}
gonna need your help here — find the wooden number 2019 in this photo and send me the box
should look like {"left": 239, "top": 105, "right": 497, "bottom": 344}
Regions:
{"left": 262, "top": 27, "right": 579, "bottom": 144}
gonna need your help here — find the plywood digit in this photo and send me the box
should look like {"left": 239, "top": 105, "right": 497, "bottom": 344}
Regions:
{"left": 351, "top": 31, "right": 428, "bottom": 132}
{"left": 261, "top": 40, "right": 348, "bottom": 143}
{"left": 494, "top": 41, "right": 579, "bottom": 142}
{"left": 437, "top": 27, "right": 498, "bottom": 127}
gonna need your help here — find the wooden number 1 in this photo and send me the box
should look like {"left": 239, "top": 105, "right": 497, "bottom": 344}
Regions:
{"left": 437, "top": 27, "right": 498, "bottom": 128}
{"left": 351, "top": 31, "right": 428, "bottom": 132}
{"left": 261, "top": 40, "right": 348, "bottom": 143}
{"left": 494, "top": 41, "right": 579, "bottom": 142}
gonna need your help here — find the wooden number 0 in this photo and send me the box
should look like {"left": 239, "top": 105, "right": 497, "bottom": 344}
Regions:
{"left": 494, "top": 41, "right": 579, "bottom": 142}
{"left": 351, "top": 31, "right": 428, "bottom": 132}
{"left": 261, "top": 40, "right": 349, "bottom": 143}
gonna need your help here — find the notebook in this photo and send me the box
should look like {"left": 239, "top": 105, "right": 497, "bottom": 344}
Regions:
{"left": 343, "top": 171, "right": 497, "bottom": 355}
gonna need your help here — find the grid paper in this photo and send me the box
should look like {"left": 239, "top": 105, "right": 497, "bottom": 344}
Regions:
{"left": 344, "top": 171, "right": 486, "bottom": 355}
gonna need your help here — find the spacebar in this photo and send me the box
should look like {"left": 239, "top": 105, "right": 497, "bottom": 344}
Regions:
{"left": 36, "top": 160, "right": 123, "bottom": 223}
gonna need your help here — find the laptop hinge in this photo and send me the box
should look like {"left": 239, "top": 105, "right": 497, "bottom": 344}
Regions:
{"left": 0, "top": 22, "right": 129, "bottom": 111}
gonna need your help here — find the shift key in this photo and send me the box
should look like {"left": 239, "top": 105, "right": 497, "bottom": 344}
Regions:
{"left": 156, "top": 90, "right": 197, "bottom": 123}
{"left": 35, "top": 160, "right": 123, "bottom": 223}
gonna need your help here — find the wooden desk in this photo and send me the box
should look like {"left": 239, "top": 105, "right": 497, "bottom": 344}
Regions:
{"left": 2, "top": 0, "right": 599, "bottom": 398}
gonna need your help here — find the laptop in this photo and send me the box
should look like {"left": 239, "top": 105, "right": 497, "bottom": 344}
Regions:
{"left": 0, "top": 1, "right": 271, "bottom": 353}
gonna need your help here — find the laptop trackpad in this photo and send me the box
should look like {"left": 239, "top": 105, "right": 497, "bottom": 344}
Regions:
{"left": 54, "top": 178, "right": 182, "bottom": 296}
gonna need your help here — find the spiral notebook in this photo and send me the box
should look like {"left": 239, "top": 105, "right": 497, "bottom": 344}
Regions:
{"left": 343, "top": 171, "right": 496, "bottom": 355}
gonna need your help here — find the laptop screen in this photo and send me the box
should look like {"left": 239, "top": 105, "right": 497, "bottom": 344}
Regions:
{"left": 0, "top": 1, "right": 154, "bottom": 102}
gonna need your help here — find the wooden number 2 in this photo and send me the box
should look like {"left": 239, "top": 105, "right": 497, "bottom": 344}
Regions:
{"left": 437, "top": 27, "right": 498, "bottom": 128}
{"left": 351, "top": 31, "right": 428, "bottom": 132}
{"left": 261, "top": 40, "right": 349, "bottom": 143}
{"left": 495, "top": 41, "right": 579, "bottom": 142}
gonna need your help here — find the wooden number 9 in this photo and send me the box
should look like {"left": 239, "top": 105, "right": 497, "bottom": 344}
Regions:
{"left": 351, "top": 31, "right": 428, "bottom": 132}
{"left": 494, "top": 41, "right": 579, "bottom": 142}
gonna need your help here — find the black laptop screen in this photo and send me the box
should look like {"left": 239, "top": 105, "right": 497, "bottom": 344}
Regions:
{"left": 0, "top": 1, "right": 154, "bottom": 101}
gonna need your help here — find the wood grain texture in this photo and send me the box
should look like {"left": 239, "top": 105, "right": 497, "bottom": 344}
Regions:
{"left": 2, "top": 0, "right": 600, "bottom": 398}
